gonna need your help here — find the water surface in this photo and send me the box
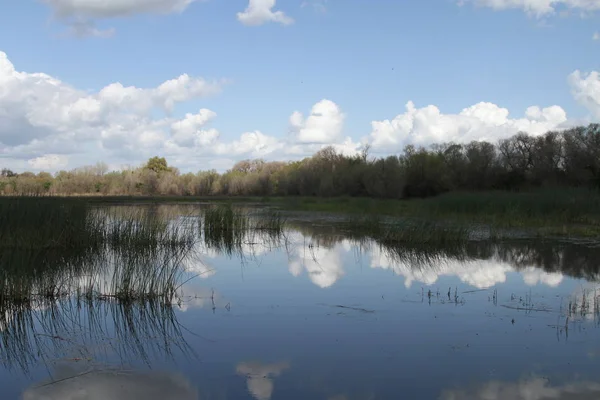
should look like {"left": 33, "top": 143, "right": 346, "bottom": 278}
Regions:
{"left": 3, "top": 205, "right": 600, "bottom": 400}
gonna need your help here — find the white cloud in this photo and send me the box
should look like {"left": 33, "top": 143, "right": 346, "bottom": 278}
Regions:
{"left": 28, "top": 154, "right": 69, "bottom": 171}
{"left": 368, "top": 100, "right": 568, "bottom": 152}
{"left": 42, "top": 0, "right": 196, "bottom": 19}
{"left": 65, "top": 20, "right": 116, "bottom": 38}
{"left": 301, "top": 0, "right": 327, "bottom": 13}
{"left": 1, "top": 50, "right": 598, "bottom": 173}
{"left": 289, "top": 99, "right": 346, "bottom": 144}
{"left": 460, "top": 0, "right": 600, "bottom": 17}
{"left": 1, "top": 52, "right": 335, "bottom": 171}
{"left": 170, "top": 109, "right": 218, "bottom": 147}
{"left": 569, "top": 70, "right": 600, "bottom": 118}
{"left": 0, "top": 50, "right": 233, "bottom": 170}
{"left": 42, "top": 0, "right": 197, "bottom": 36}
{"left": 237, "top": 0, "right": 294, "bottom": 26}
{"left": 593, "top": 31, "right": 599, "bottom": 40}
{"left": 0, "top": 51, "right": 221, "bottom": 139}
{"left": 214, "top": 130, "right": 284, "bottom": 157}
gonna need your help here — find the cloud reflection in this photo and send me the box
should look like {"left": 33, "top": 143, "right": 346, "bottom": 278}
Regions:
{"left": 288, "top": 236, "right": 348, "bottom": 288}
{"left": 286, "top": 237, "right": 565, "bottom": 290}
{"left": 236, "top": 361, "right": 290, "bottom": 400}
{"left": 371, "top": 246, "right": 564, "bottom": 289}
{"left": 22, "top": 367, "right": 198, "bottom": 400}
{"left": 440, "top": 377, "right": 600, "bottom": 400}
{"left": 175, "top": 286, "right": 226, "bottom": 312}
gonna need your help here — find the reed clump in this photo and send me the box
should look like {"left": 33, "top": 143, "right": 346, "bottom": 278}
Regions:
{"left": 0, "top": 199, "right": 199, "bottom": 305}
{"left": 344, "top": 215, "right": 470, "bottom": 245}
{"left": 0, "top": 197, "right": 104, "bottom": 249}
{"left": 253, "top": 209, "right": 286, "bottom": 234}
{"left": 200, "top": 205, "right": 286, "bottom": 256}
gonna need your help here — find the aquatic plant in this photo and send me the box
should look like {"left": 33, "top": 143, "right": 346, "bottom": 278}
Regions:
{"left": 342, "top": 215, "right": 470, "bottom": 245}
{"left": 200, "top": 204, "right": 286, "bottom": 257}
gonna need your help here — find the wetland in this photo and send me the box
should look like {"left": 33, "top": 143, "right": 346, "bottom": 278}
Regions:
{"left": 1, "top": 198, "right": 600, "bottom": 399}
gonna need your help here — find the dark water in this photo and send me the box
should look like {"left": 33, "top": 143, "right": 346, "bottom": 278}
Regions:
{"left": 4, "top": 206, "right": 600, "bottom": 399}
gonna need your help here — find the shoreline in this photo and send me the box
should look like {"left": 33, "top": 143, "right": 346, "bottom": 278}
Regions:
{"left": 3, "top": 190, "right": 599, "bottom": 239}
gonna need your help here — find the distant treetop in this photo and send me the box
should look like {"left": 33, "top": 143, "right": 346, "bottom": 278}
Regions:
{"left": 145, "top": 157, "right": 170, "bottom": 173}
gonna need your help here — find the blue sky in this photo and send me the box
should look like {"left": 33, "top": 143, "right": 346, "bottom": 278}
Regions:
{"left": 0, "top": 0, "right": 599, "bottom": 172}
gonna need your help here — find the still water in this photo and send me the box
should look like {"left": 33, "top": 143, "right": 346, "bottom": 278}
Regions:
{"left": 3, "top": 205, "right": 600, "bottom": 399}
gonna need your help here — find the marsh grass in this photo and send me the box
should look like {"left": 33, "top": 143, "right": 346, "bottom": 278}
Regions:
{"left": 252, "top": 209, "right": 286, "bottom": 234}
{"left": 0, "top": 200, "right": 203, "bottom": 375}
{"left": 563, "top": 287, "right": 600, "bottom": 322}
{"left": 275, "top": 188, "right": 600, "bottom": 237}
{"left": 0, "top": 199, "right": 201, "bottom": 305}
{"left": 200, "top": 204, "right": 287, "bottom": 257}
{"left": 342, "top": 215, "right": 470, "bottom": 245}
{"left": 201, "top": 205, "right": 248, "bottom": 256}
{"left": 0, "top": 197, "right": 104, "bottom": 249}
{"left": 105, "top": 247, "right": 192, "bottom": 303}
{"left": 415, "top": 188, "right": 600, "bottom": 226}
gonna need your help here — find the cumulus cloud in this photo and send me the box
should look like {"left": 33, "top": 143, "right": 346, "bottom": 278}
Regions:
{"left": 459, "top": 0, "right": 600, "bottom": 17}
{"left": 289, "top": 99, "right": 346, "bottom": 144}
{"left": 0, "top": 50, "right": 232, "bottom": 169}
{"left": 28, "top": 154, "right": 69, "bottom": 171}
{"left": 42, "top": 0, "right": 197, "bottom": 36}
{"left": 367, "top": 100, "right": 568, "bottom": 152}
{"left": 170, "top": 109, "right": 218, "bottom": 147}
{"left": 237, "top": 0, "right": 294, "bottom": 26}
{"left": 0, "top": 51, "right": 360, "bottom": 172}
{"left": 42, "top": 0, "right": 195, "bottom": 19}
{"left": 214, "top": 130, "right": 284, "bottom": 157}
{"left": 0, "top": 51, "right": 221, "bottom": 139}
{"left": 439, "top": 376, "right": 600, "bottom": 399}
{"left": 1, "top": 50, "right": 598, "bottom": 173}
{"left": 569, "top": 70, "right": 600, "bottom": 118}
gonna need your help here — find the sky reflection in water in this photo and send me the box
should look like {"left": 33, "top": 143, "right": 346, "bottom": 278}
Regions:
{"left": 4, "top": 208, "right": 600, "bottom": 400}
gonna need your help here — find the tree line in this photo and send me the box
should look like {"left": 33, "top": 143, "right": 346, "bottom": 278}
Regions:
{"left": 1, "top": 124, "right": 599, "bottom": 198}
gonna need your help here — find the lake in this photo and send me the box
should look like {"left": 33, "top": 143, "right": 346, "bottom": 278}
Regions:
{"left": 3, "top": 204, "right": 600, "bottom": 400}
